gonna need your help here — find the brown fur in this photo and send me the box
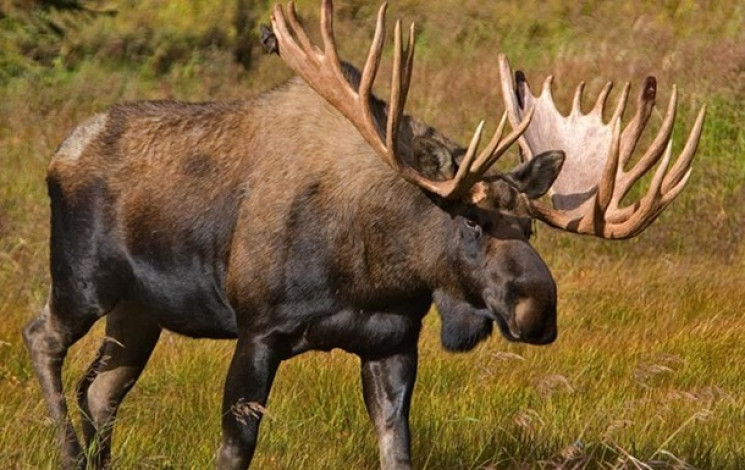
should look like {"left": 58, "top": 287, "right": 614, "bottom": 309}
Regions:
{"left": 28, "top": 63, "right": 563, "bottom": 469}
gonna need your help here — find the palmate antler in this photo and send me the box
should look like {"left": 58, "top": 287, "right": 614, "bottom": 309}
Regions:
{"left": 499, "top": 55, "right": 706, "bottom": 239}
{"left": 270, "top": 0, "right": 534, "bottom": 199}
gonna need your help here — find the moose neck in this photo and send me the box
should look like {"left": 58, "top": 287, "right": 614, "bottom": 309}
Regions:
{"left": 338, "top": 182, "right": 454, "bottom": 304}
{"left": 238, "top": 77, "right": 478, "bottom": 307}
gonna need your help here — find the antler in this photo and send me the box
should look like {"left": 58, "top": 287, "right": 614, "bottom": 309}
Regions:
{"left": 499, "top": 55, "right": 706, "bottom": 239}
{"left": 271, "top": 0, "right": 533, "bottom": 199}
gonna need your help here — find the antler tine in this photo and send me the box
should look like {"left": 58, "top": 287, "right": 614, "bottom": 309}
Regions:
{"left": 572, "top": 82, "right": 585, "bottom": 113}
{"left": 595, "top": 117, "right": 622, "bottom": 215}
{"left": 448, "top": 120, "right": 486, "bottom": 193}
{"left": 661, "top": 167, "right": 693, "bottom": 205}
{"left": 385, "top": 19, "right": 403, "bottom": 169}
{"left": 359, "top": 4, "right": 386, "bottom": 103}
{"left": 391, "top": 20, "right": 415, "bottom": 109}
{"left": 542, "top": 75, "right": 555, "bottom": 98}
{"left": 473, "top": 111, "right": 508, "bottom": 173}
{"left": 610, "top": 82, "right": 630, "bottom": 127}
{"left": 386, "top": 18, "right": 415, "bottom": 171}
{"left": 320, "top": 0, "right": 340, "bottom": 65}
{"left": 272, "top": 4, "right": 308, "bottom": 64}
{"left": 592, "top": 82, "right": 613, "bottom": 116}
{"left": 663, "top": 105, "right": 706, "bottom": 193}
{"left": 651, "top": 139, "right": 674, "bottom": 195}
{"left": 475, "top": 107, "right": 535, "bottom": 175}
{"left": 618, "top": 77, "right": 656, "bottom": 169}
{"left": 401, "top": 23, "right": 416, "bottom": 107}
{"left": 358, "top": 3, "right": 389, "bottom": 164}
{"left": 286, "top": 2, "right": 317, "bottom": 55}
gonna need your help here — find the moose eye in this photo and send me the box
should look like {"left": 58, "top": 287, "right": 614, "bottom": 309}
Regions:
{"left": 464, "top": 218, "right": 482, "bottom": 237}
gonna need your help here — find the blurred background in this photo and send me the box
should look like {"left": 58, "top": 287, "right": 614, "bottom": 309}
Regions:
{"left": 1, "top": 1, "right": 743, "bottom": 468}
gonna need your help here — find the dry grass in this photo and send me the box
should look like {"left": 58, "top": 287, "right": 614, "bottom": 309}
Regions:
{"left": 1, "top": 0, "right": 744, "bottom": 468}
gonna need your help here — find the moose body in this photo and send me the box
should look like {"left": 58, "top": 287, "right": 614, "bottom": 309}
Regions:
{"left": 26, "top": 73, "right": 560, "bottom": 469}
{"left": 24, "top": 1, "right": 704, "bottom": 469}
{"left": 42, "top": 73, "right": 553, "bottom": 349}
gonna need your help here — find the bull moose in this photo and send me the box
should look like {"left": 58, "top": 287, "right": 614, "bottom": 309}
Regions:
{"left": 23, "top": 0, "right": 705, "bottom": 468}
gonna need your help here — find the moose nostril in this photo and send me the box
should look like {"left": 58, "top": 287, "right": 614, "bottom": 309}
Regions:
{"left": 514, "top": 295, "right": 557, "bottom": 345}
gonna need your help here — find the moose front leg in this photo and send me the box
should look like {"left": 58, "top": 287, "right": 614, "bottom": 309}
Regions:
{"left": 216, "top": 334, "right": 281, "bottom": 470}
{"left": 360, "top": 348, "right": 418, "bottom": 470}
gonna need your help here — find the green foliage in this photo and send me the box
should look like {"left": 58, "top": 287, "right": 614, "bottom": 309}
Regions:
{"left": 1, "top": 0, "right": 744, "bottom": 468}
{"left": 0, "top": 1, "right": 112, "bottom": 81}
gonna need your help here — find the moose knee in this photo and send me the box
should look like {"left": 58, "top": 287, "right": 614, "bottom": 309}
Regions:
{"left": 85, "top": 367, "right": 139, "bottom": 425}
{"left": 23, "top": 306, "right": 65, "bottom": 356}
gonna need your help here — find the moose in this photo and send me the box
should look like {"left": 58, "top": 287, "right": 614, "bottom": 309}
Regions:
{"left": 23, "top": 1, "right": 705, "bottom": 469}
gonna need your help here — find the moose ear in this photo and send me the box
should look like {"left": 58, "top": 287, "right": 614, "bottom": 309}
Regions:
{"left": 503, "top": 150, "right": 565, "bottom": 199}
{"left": 412, "top": 136, "right": 456, "bottom": 180}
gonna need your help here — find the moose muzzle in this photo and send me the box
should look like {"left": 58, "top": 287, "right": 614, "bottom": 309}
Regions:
{"left": 483, "top": 241, "right": 557, "bottom": 345}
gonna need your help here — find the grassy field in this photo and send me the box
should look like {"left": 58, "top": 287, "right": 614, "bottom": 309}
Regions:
{"left": 1, "top": 0, "right": 744, "bottom": 468}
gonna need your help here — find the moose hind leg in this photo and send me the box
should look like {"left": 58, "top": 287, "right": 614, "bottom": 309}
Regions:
{"left": 76, "top": 302, "right": 161, "bottom": 469}
{"left": 23, "top": 300, "right": 103, "bottom": 469}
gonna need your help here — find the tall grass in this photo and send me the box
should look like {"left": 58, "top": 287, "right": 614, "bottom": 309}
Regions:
{"left": 1, "top": 1, "right": 744, "bottom": 468}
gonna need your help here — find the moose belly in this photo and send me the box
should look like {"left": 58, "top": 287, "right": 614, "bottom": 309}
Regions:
{"left": 129, "top": 257, "right": 239, "bottom": 339}
{"left": 295, "top": 298, "right": 430, "bottom": 357}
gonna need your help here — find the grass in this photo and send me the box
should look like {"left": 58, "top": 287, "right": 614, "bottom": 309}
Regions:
{"left": 1, "top": 0, "right": 744, "bottom": 468}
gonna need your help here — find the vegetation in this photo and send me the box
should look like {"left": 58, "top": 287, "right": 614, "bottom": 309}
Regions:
{"left": 1, "top": 0, "right": 744, "bottom": 468}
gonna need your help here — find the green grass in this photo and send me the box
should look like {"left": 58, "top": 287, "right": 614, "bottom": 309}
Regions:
{"left": 2, "top": 0, "right": 745, "bottom": 468}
